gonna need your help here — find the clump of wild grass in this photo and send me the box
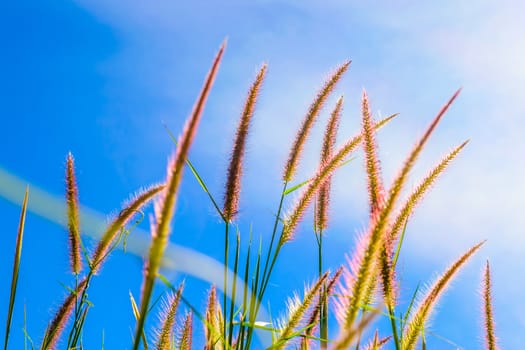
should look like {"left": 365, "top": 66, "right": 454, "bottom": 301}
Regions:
{"left": 2, "top": 41, "right": 501, "bottom": 350}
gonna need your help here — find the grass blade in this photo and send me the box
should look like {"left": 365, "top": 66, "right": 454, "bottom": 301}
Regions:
{"left": 4, "top": 187, "right": 28, "bottom": 350}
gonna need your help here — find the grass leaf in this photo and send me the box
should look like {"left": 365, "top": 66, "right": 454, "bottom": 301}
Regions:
{"left": 4, "top": 187, "right": 28, "bottom": 350}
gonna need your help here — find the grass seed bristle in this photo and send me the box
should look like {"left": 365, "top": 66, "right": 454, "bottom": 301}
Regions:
{"left": 154, "top": 284, "right": 184, "bottom": 350}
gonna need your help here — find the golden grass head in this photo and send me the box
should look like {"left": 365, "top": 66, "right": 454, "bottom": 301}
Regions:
{"left": 65, "top": 152, "right": 82, "bottom": 274}
{"left": 283, "top": 60, "right": 350, "bottom": 182}
{"left": 223, "top": 63, "right": 267, "bottom": 222}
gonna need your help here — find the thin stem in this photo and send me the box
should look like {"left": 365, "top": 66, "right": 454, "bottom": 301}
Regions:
{"left": 259, "top": 181, "right": 288, "bottom": 293}
{"left": 389, "top": 306, "right": 401, "bottom": 350}
{"left": 223, "top": 222, "right": 230, "bottom": 344}
{"left": 228, "top": 230, "right": 241, "bottom": 347}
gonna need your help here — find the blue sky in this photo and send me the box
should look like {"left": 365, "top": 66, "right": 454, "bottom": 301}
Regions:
{"left": 1, "top": 1, "right": 523, "bottom": 348}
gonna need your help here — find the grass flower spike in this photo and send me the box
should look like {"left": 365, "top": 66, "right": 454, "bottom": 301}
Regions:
{"left": 154, "top": 284, "right": 184, "bottom": 350}
{"left": 283, "top": 61, "right": 350, "bottom": 182}
{"left": 361, "top": 90, "right": 385, "bottom": 216}
{"left": 223, "top": 64, "right": 267, "bottom": 222}
{"left": 90, "top": 183, "right": 165, "bottom": 273}
{"left": 281, "top": 113, "right": 396, "bottom": 244}
{"left": 483, "top": 261, "right": 499, "bottom": 350}
{"left": 65, "top": 153, "right": 82, "bottom": 274}
{"left": 316, "top": 96, "right": 343, "bottom": 232}
{"left": 41, "top": 278, "right": 88, "bottom": 350}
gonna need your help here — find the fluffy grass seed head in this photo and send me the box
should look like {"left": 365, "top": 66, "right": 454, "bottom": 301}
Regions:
{"left": 316, "top": 96, "right": 343, "bottom": 232}
{"left": 281, "top": 112, "right": 397, "bottom": 244}
{"left": 402, "top": 241, "right": 485, "bottom": 350}
{"left": 41, "top": 278, "right": 88, "bottom": 350}
{"left": 90, "top": 183, "right": 165, "bottom": 274}
{"left": 223, "top": 63, "right": 267, "bottom": 222}
{"left": 65, "top": 153, "right": 82, "bottom": 274}
{"left": 482, "top": 260, "right": 499, "bottom": 350}
{"left": 361, "top": 90, "right": 385, "bottom": 217}
{"left": 283, "top": 60, "right": 350, "bottom": 182}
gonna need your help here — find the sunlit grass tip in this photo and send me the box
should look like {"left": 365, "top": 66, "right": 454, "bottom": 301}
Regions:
{"left": 283, "top": 60, "right": 351, "bottom": 182}
{"left": 223, "top": 63, "right": 267, "bottom": 222}
{"left": 65, "top": 152, "right": 82, "bottom": 274}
